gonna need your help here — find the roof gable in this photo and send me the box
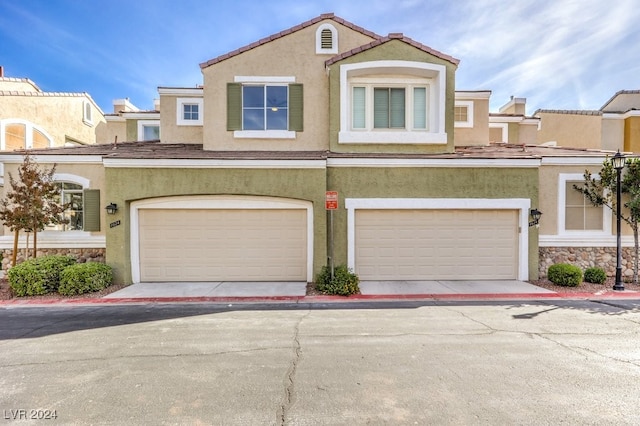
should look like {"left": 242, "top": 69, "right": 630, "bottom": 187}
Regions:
{"left": 199, "top": 13, "right": 380, "bottom": 69}
{"left": 325, "top": 33, "right": 459, "bottom": 67}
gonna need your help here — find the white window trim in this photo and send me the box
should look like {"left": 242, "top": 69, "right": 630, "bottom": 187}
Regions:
{"left": 130, "top": 195, "right": 314, "bottom": 283}
{"left": 176, "top": 97, "right": 203, "bottom": 126}
{"left": 558, "top": 173, "right": 612, "bottom": 237}
{"left": 454, "top": 101, "right": 474, "bottom": 128}
{"left": 233, "top": 76, "right": 296, "bottom": 138}
{"left": 489, "top": 122, "right": 508, "bottom": 142}
{"left": 345, "top": 198, "right": 530, "bottom": 281}
{"left": 0, "top": 119, "right": 54, "bottom": 149}
{"left": 137, "top": 120, "right": 160, "bottom": 141}
{"left": 339, "top": 61, "right": 447, "bottom": 145}
{"left": 83, "top": 100, "right": 93, "bottom": 126}
{"left": 316, "top": 23, "right": 338, "bottom": 54}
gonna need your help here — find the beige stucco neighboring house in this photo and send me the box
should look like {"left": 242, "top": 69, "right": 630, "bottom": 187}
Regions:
{"left": 0, "top": 71, "right": 105, "bottom": 149}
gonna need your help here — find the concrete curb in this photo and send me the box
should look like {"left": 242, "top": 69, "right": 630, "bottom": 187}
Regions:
{"left": 1, "top": 291, "right": 639, "bottom": 306}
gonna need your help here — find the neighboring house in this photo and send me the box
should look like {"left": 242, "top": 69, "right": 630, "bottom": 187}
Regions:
{"left": 98, "top": 97, "right": 163, "bottom": 144}
{"left": 0, "top": 69, "right": 105, "bottom": 149}
{"left": 0, "top": 14, "right": 631, "bottom": 283}
{"left": 534, "top": 90, "right": 640, "bottom": 152}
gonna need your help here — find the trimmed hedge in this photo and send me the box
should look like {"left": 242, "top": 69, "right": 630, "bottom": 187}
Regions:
{"left": 8, "top": 255, "right": 77, "bottom": 296}
{"left": 58, "top": 262, "right": 113, "bottom": 296}
{"left": 547, "top": 263, "right": 583, "bottom": 287}
{"left": 315, "top": 264, "right": 360, "bottom": 296}
{"left": 584, "top": 267, "right": 607, "bottom": 284}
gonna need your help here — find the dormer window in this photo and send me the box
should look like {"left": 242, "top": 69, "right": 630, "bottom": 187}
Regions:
{"left": 316, "top": 24, "right": 338, "bottom": 54}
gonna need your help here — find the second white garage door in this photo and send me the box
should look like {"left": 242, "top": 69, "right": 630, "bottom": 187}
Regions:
{"left": 138, "top": 208, "right": 307, "bottom": 282}
{"left": 355, "top": 209, "right": 519, "bottom": 280}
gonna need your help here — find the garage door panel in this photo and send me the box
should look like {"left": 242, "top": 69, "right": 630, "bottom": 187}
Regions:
{"left": 139, "top": 209, "right": 307, "bottom": 282}
{"left": 355, "top": 209, "right": 518, "bottom": 280}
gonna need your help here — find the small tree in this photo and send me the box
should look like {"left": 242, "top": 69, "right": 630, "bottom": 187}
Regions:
{"left": 0, "top": 154, "right": 67, "bottom": 266}
{"left": 575, "top": 157, "right": 640, "bottom": 283}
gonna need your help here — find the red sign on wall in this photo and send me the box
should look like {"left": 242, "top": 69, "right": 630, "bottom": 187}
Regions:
{"left": 325, "top": 191, "right": 338, "bottom": 210}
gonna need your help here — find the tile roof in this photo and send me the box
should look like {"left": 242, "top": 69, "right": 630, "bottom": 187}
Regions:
{"left": 600, "top": 89, "right": 640, "bottom": 111}
{"left": 0, "top": 77, "right": 41, "bottom": 91}
{"left": 10, "top": 141, "right": 617, "bottom": 161}
{"left": 199, "top": 13, "right": 380, "bottom": 69}
{"left": 325, "top": 33, "right": 459, "bottom": 66}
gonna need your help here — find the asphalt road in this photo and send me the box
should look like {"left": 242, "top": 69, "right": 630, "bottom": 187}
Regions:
{"left": 1, "top": 299, "right": 639, "bottom": 425}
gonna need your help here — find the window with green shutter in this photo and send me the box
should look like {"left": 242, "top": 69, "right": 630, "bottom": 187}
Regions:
{"left": 227, "top": 82, "right": 303, "bottom": 133}
{"left": 82, "top": 189, "right": 101, "bottom": 232}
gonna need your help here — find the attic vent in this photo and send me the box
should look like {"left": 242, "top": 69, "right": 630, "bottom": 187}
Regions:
{"left": 321, "top": 29, "right": 333, "bottom": 49}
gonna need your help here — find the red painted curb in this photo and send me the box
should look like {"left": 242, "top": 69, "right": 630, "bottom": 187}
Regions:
{"left": 1, "top": 291, "right": 639, "bottom": 306}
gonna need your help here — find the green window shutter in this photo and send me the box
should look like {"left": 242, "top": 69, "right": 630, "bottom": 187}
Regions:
{"left": 227, "top": 83, "right": 242, "bottom": 131}
{"left": 82, "top": 189, "right": 100, "bottom": 232}
{"left": 288, "top": 83, "right": 303, "bottom": 132}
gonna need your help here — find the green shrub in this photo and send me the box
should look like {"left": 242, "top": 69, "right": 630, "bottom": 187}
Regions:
{"left": 58, "top": 262, "right": 113, "bottom": 296}
{"left": 8, "top": 255, "right": 76, "bottom": 296}
{"left": 315, "top": 264, "right": 360, "bottom": 296}
{"left": 584, "top": 267, "right": 607, "bottom": 284}
{"left": 547, "top": 263, "right": 583, "bottom": 287}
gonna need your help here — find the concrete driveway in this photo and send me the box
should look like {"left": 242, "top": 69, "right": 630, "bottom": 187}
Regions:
{"left": 103, "top": 280, "right": 553, "bottom": 299}
{"left": 1, "top": 300, "right": 639, "bottom": 424}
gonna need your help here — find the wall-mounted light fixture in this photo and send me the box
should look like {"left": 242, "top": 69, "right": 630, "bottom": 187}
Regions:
{"left": 105, "top": 203, "right": 118, "bottom": 215}
{"left": 529, "top": 208, "right": 542, "bottom": 227}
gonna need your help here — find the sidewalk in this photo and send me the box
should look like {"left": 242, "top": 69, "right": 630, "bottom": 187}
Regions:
{"left": 1, "top": 280, "right": 639, "bottom": 306}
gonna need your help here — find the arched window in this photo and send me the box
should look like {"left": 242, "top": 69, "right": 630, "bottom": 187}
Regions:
{"left": 0, "top": 119, "right": 53, "bottom": 150}
{"left": 46, "top": 182, "right": 84, "bottom": 231}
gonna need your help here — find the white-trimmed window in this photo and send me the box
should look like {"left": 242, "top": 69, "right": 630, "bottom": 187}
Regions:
{"left": 137, "top": 120, "right": 160, "bottom": 141}
{"left": 243, "top": 84, "right": 288, "bottom": 130}
{"left": 339, "top": 61, "right": 447, "bottom": 145}
{"left": 558, "top": 173, "right": 611, "bottom": 235}
{"left": 0, "top": 119, "right": 53, "bottom": 150}
{"left": 454, "top": 101, "right": 473, "bottom": 128}
{"left": 316, "top": 23, "right": 338, "bottom": 54}
{"left": 45, "top": 182, "right": 84, "bottom": 231}
{"left": 176, "top": 98, "right": 203, "bottom": 126}
{"left": 83, "top": 100, "right": 93, "bottom": 126}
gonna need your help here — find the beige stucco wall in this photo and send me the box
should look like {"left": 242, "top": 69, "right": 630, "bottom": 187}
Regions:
{"left": 454, "top": 98, "right": 489, "bottom": 145}
{"left": 96, "top": 118, "right": 126, "bottom": 144}
{"left": 601, "top": 117, "right": 624, "bottom": 152}
{"left": 0, "top": 159, "right": 107, "bottom": 238}
{"left": 536, "top": 112, "right": 602, "bottom": 149}
{"left": 517, "top": 122, "right": 538, "bottom": 144}
{"left": 159, "top": 94, "right": 203, "bottom": 144}
{"left": 624, "top": 116, "right": 640, "bottom": 153}
{"left": 0, "top": 79, "right": 39, "bottom": 92}
{"left": 601, "top": 93, "right": 640, "bottom": 113}
{"left": 1, "top": 95, "right": 105, "bottom": 146}
{"left": 201, "top": 19, "right": 376, "bottom": 151}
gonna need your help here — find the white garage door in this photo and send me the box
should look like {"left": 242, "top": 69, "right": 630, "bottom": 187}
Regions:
{"left": 138, "top": 209, "right": 307, "bottom": 282}
{"left": 355, "top": 209, "right": 518, "bottom": 280}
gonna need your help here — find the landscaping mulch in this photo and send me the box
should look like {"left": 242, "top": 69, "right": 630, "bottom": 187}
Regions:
{"left": 529, "top": 277, "right": 640, "bottom": 294}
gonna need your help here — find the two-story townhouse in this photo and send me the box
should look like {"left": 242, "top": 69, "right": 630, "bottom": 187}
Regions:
{"left": 0, "top": 14, "right": 630, "bottom": 285}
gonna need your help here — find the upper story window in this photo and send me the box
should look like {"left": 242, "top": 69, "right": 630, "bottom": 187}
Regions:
{"left": 454, "top": 101, "right": 474, "bottom": 128}
{"left": 137, "top": 120, "right": 160, "bottom": 141}
{"left": 0, "top": 119, "right": 53, "bottom": 150}
{"left": 351, "top": 84, "right": 428, "bottom": 131}
{"left": 243, "top": 85, "right": 288, "bottom": 130}
{"left": 227, "top": 77, "right": 303, "bottom": 139}
{"left": 558, "top": 173, "right": 611, "bottom": 235}
{"left": 176, "top": 97, "right": 203, "bottom": 126}
{"left": 316, "top": 24, "right": 338, "bottom": 54}
{"left": 339, "top": 61, "right": 447, "bottom": 145}
{"left": 83, "top": 100, "right": 93, "bottom": 126}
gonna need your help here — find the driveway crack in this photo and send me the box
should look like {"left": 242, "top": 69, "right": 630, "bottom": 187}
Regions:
{"left": 278, "top": 311, "right": 310, "bottom": 425}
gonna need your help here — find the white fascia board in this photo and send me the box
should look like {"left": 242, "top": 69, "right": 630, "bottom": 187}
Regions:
{"left": 103, "top": 158, "right": 327, "bottom": 169}
{"left": 0, "top": 154, "right": 103, "bottom": 164}
{"left": 455, "top": 91, "right": 491, "bottom": 99}
{"left": 105, "top": 115, "right": 126, "bottom": 122}
{"left": 489, "top": 116, "right": 523, "bottom": 123}
{"left": 234, "top": 76, "right": 296, "bottom": 83}
{"left": 327, "top": 157, "right": 540, "bottom": 168}
{"left": 541, "top": 156, "right": 610, "bottom": 166}
{"left": 121, "top": 112, "right": 160, "bottom": 120}
{"left": 158, "top": 87, "right": 203, "bottom": 96}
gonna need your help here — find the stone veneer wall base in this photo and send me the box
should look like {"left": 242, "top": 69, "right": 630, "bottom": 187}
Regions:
{"left": 539, "top": 246, "right": 636, "bottom": 279}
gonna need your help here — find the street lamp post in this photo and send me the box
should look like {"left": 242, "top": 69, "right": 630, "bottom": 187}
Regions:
{"left": 612, "top": 150, "right": 626, "bottom": 291}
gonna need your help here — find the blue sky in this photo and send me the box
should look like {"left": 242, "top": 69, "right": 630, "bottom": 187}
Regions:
{"left": 1, "top": 0, "right": 638, "bottom": 115}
